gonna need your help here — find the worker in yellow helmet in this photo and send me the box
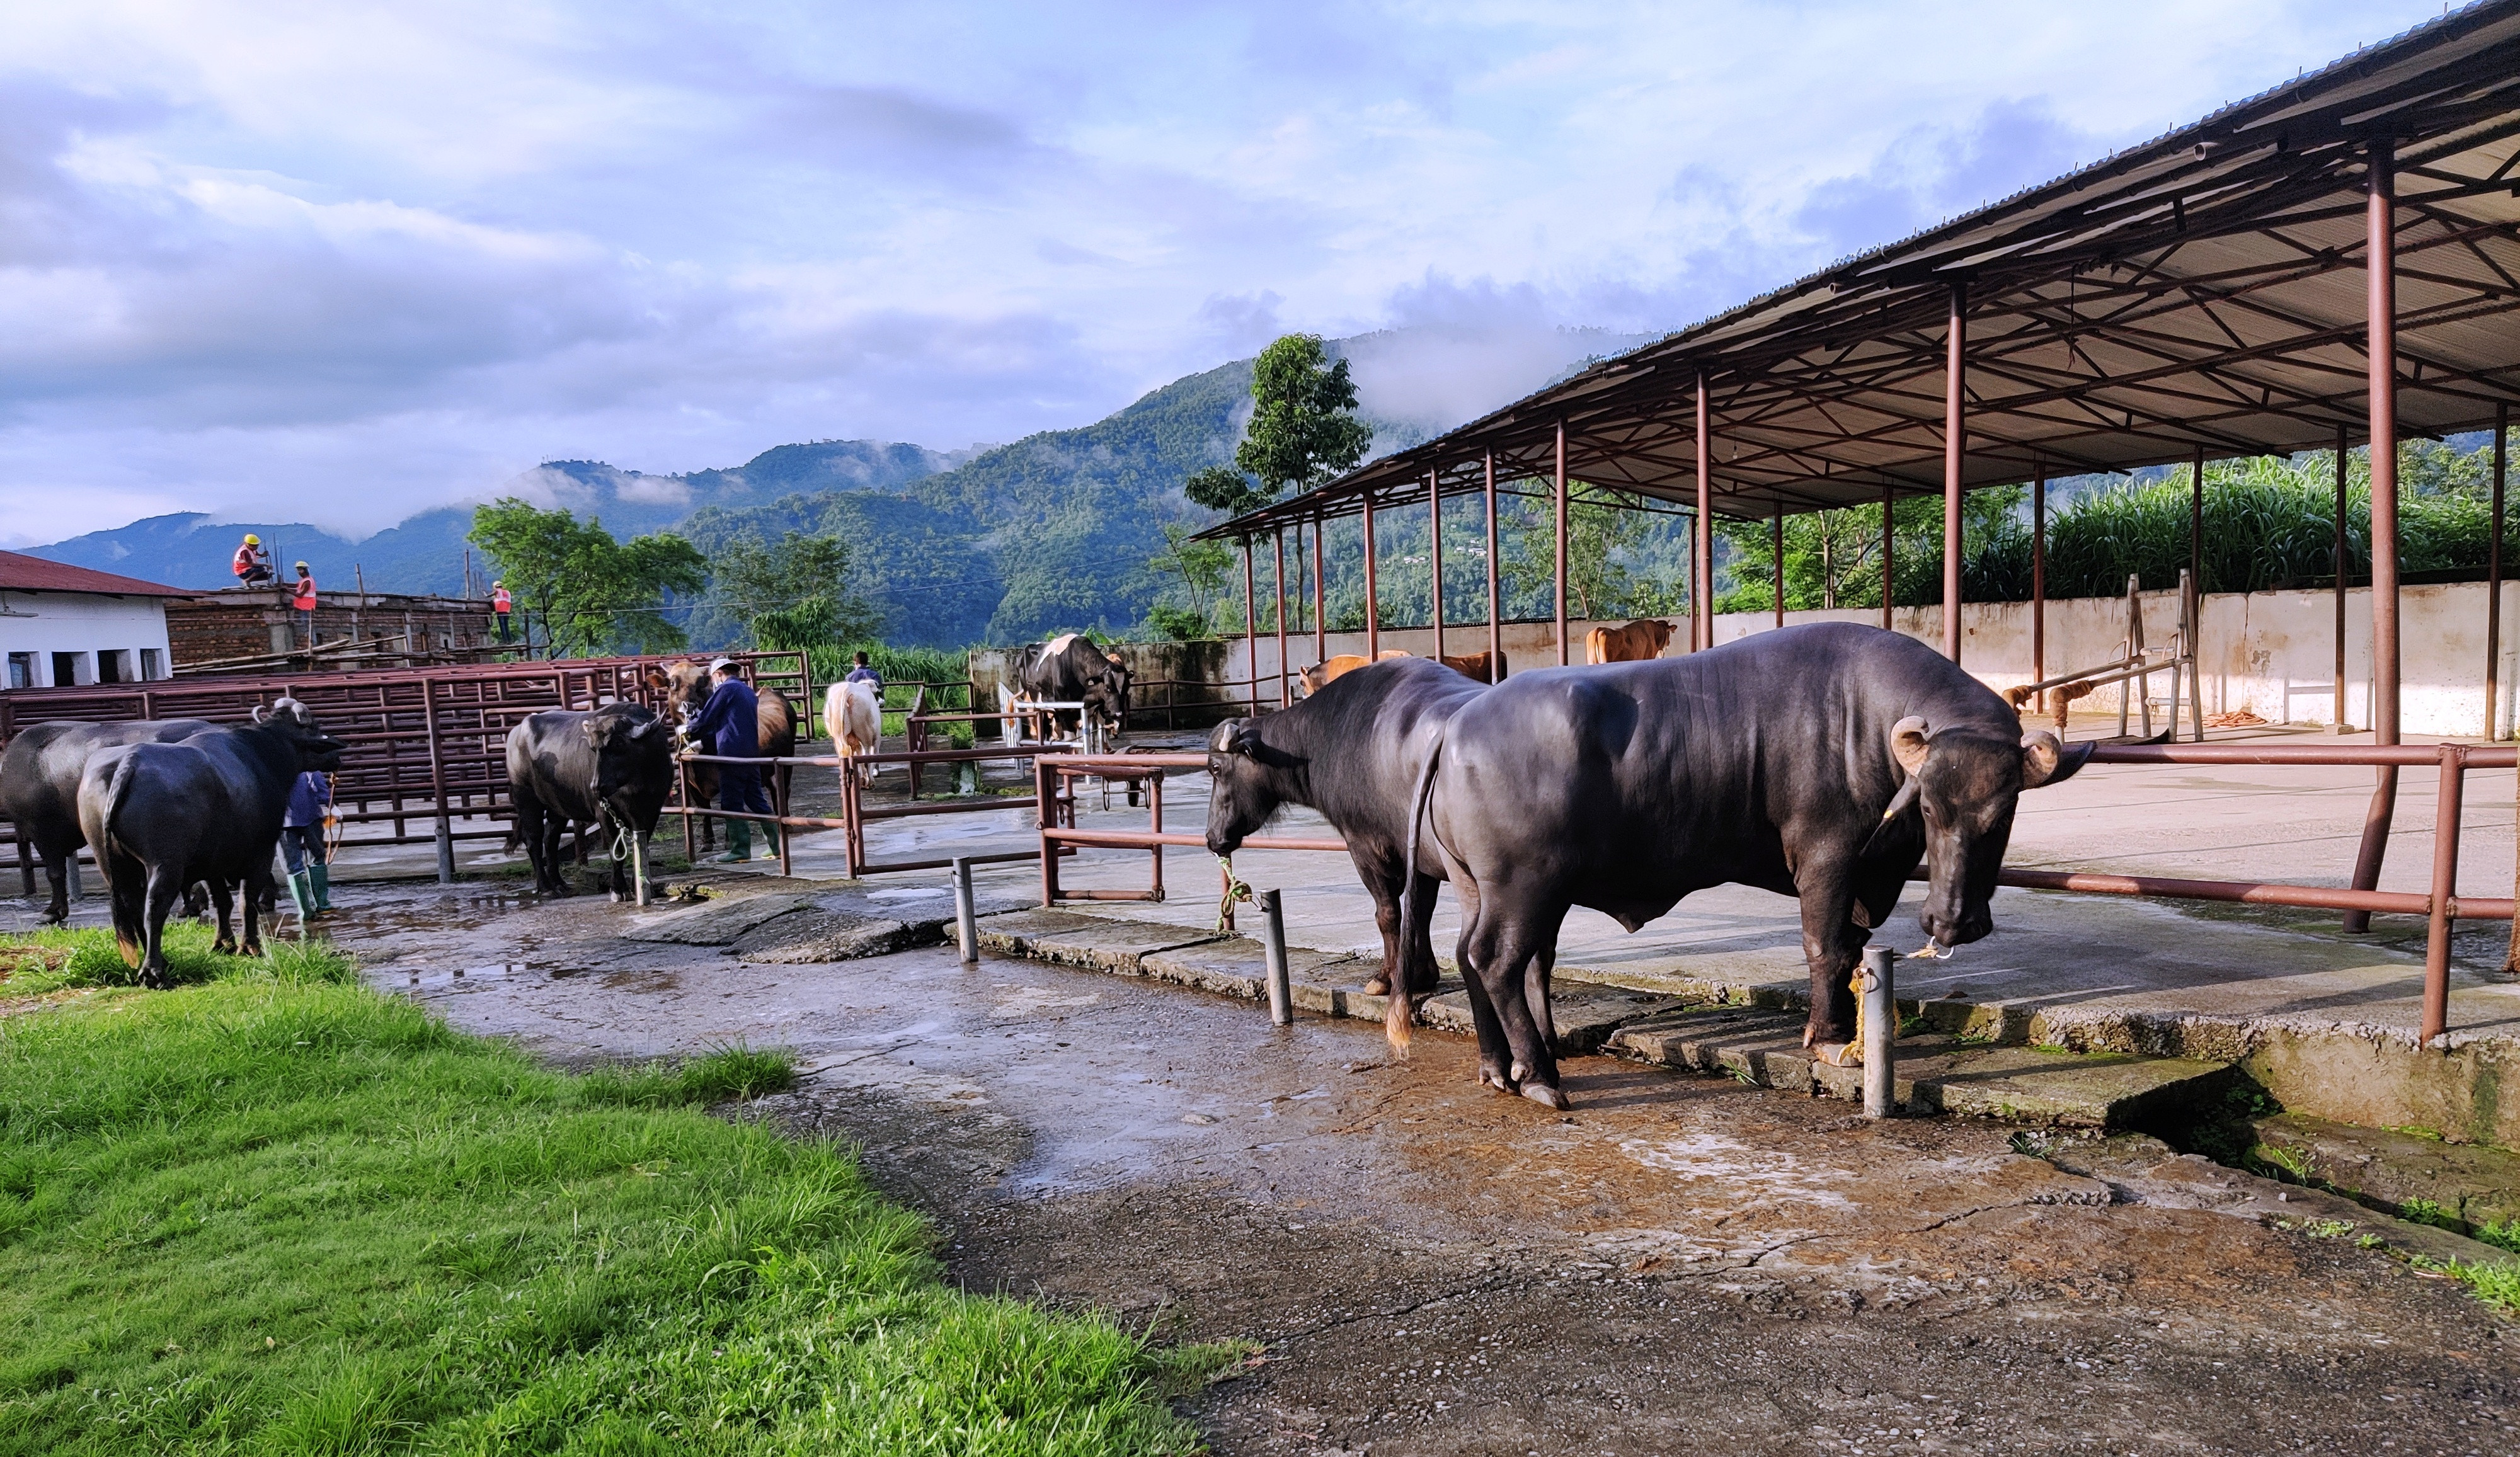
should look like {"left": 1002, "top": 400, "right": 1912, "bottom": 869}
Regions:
{"left": 232, "top": 532, "right": 272, "bottom": 586}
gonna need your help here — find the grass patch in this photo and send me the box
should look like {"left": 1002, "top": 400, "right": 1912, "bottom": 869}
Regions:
{"left": 1, "top": 921, "right": 353, "bottom": 998}
{"left": 0, "top": 928, "right": 1211, "bottom": 1454}
{"left": 2419, "top": 1258, "right": 2520, "bottom": 1315}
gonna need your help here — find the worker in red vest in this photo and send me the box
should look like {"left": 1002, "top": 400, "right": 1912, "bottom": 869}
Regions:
{"left": 232, "top": 533, "right": 272, "bottom": 585}
{"left": 491, "top": 580, "right": 513, "bottom": 643}
{"left": 292, "top": 562, "right": 317, "bottom": 650}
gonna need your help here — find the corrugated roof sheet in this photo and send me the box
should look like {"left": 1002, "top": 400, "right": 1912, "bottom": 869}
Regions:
{"left": 0, "top": 550, "right": 196, "bottom": 598}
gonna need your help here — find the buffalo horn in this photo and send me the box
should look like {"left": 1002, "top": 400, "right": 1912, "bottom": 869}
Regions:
{"left": 2020, "top": 728, "right": 2074, "bottom": 789}
{"left": 1888, "top": 715, "right": 1932, "bottom": 775}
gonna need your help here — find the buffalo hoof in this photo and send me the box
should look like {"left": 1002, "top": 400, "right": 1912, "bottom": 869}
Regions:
{"left": 1811, "top": 1041, "right": 1860, "bottom": 1068}
{"left": 1521, "top": 1082, "right": 1571, "bottom": 1111}
{"left": 241, "top": 940, "right": 265, "bottom": 959}
{"left": 547, "top": 881, "right": 576, "bottom": 899}
{"left": 212, "top": 935, "right": 237, "bottom": 956}
{"left": 1478, "top": 1065, "right": 1516, "bottom": 1094}
{"left": 138, "top": 966, "right": 170, "bottom": 991}
{"left": 1363, "top": 974, "right": 1392, "bottom": 997}
{"left": 42, "top": 906, "right": 67, "bottom": 926}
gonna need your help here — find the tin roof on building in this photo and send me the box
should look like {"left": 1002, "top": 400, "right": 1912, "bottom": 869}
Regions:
{"left": 0, "top": 550, "right": 197, "bottom": 598}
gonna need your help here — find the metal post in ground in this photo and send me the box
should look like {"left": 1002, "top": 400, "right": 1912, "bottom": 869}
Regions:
{"left": 1862, "top": 945, "right": 1895, "bottom": 1118}
{"left": 633, "top": 833, "right": 651, "bottom": 908}
{"left": 2424, "top": 745, "right": 2464, "bottom": 1046}
{"left": 1259, "top": 888, "right": 1292, "bottom": 1026}
{"left": 2347, "top": 138, "right": 2403, "bottom": 934}
{"left": 954, "top": 855, "right": 979, "bottom": 965}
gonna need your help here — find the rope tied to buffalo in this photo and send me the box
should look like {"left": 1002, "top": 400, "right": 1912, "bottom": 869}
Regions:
{"left": 1215, "top": 855, "right": 1254, "bottom": 933}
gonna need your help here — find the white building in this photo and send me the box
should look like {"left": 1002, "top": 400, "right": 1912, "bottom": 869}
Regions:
{"left": 0, "top": 551, "right": 189, "bottom": 690}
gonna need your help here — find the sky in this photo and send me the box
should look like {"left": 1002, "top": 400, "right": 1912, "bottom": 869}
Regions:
{"left": 0, "top": 0, "right": 2455, "bottom": 547}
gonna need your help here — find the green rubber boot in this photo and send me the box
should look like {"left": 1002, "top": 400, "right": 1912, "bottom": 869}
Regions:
{"left": 759, "top": 821, "right": 781, "bottom": 859}
{"left": 714, "top": 820, "right": 752, "bottom": 864}
{"left": 309, "top": 862, "right": 333, "bottom": 911}
{"left": 286, "top": 870, "right": 316, "bottom": 920}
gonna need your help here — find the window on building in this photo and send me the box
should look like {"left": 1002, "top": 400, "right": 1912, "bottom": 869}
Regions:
{"left": 6, "top": 653, "right": 31, "bottom": 690}
{"left": 98, "top": 649, "right": 129, "bottom": 685}
{"left": 140, "top": 648, "right": 163, "bottom": 680}
{"left": 51, "top": 651, "right": 87, "bottom": 687}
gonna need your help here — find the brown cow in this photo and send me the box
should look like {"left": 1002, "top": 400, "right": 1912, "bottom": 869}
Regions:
{"left": 644, "top": 660, "right": 798, "bottom": 851}
{"left": 1584, "top": 618, "right": 1676, "bottom": 664}
{"left": 1438, "top": 649, "right": 1506, "bottom": 683}
{"left": 1296, "top": 650, "right": 1409, "bottom": 697}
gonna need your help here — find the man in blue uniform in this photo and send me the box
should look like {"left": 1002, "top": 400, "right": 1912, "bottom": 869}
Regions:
{"left": 683, "top": 657, "right": 779, "bottom": 862}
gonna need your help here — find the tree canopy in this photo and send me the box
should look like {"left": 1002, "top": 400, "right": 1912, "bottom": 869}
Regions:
{"left": 466, "top": 500, "right": 707, "bottom": 657}
{"left": 707, "top": 529, "right": 882, "bottom": 650}
{"left": 1182, "top": 334, "right": 1373, "bottom": 517}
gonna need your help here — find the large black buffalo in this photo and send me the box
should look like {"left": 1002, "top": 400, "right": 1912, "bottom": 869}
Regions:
{"left": 3, "top": 716, "right": 219, "bottom": 922}
{"left": 505, "top": 702, "right": 674, "bottom": 899}
{"left": 1012, "top": 634, "right": 1132, "bottom": 737}
{"left": 1205, "top": 656, "right": 1486, "bottom": 999}
{"left": 1404, "top": 623, "right": 2091, "bottom": 1109}
{"left": 77, "top": 706, "right": 347, "bottom": 986}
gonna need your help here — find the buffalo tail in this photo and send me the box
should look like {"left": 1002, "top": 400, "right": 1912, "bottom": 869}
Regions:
{"left": 100, "top": 751, "right": 141, "bottom": 967}
{"left": 1390, "top": 734, "right": 1445, "bottom": 1056}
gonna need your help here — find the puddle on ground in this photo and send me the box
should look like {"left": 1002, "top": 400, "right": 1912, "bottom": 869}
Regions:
{"left": 866, "top": 888, "right": 948, "bottom": 903}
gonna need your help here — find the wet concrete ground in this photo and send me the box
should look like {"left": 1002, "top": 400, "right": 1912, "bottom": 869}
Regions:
{"left": 266, "top": 879, "right": 2520, "bottom": 1456}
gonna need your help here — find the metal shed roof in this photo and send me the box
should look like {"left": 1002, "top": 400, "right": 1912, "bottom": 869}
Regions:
{"left": 1204, "top": 0, "right": 2520, "bottom": 537}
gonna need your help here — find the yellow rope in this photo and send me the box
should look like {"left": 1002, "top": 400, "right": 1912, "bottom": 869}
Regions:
{"left": 1215, "top": 855, "right": 1254, "bottom": 933}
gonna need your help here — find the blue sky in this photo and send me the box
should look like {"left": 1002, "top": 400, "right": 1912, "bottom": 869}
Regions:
{"left": 0, "top": 1, "right": 2451, "bottom": 545}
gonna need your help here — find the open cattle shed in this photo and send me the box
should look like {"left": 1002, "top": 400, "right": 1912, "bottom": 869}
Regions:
{"left": 1198, "top": 0, "right": 2520, "bottom": 1005}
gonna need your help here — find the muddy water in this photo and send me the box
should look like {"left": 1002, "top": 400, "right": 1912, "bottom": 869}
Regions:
{"left": 42, "top": 879, "right": 2517, "bottom": 1454}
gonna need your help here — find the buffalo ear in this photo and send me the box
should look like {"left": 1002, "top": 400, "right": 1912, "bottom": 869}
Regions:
{"left": 2020, "top": 729, "right": 2094, "bottom": 789}
{"left": 580, "top": 719, "right": 606, "bottom": 745}
{"left": 1888, "top": 716, "right": 1932, "bottom": 775}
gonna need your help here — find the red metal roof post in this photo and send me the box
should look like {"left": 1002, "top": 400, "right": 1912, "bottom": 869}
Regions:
{"left": 1273, "top": 527, "right": 1290, "bottom": 709}
{"left": 2033, "top": 465, "right": 2048, "bottom": 712}
{"left": 1428, "top": 468, "right": 1445, "bottom": 665}
{"left": 1554, "top": 418, "right": 1570, "bottom": 666}
{"left": 1771, "top": 508, "right": 1785, "bottom": 629}
{"left": 2335, "top": 423, "right": 2350, "bottom": 734}
{"left": 2347, "top": 140, "right": 2402, "bottom": 935}
{"left": 1484, "top": 450, "right": 1502, "bottom": 681}
{"left": 1363, "top": 493, "right": 1380, "bottom": 660}
{"left": 1943, "top": 280, "right": 1967, "bottom": 664}
{"left": 2191, "top": 443, "right": 2206, "bottom": 602}
{"left": 1311, "top": 513, "right": 1327, "bottom": 665}
{"left": 2490, "top": 401, "right": 2506, "bottom": 742}
{"left": 1695, "top": 370, "right": 1714, "bottom": 653}
{"left": 1242, "top": 534, "right": 1259, "bottom": 715}
{"left": 1881, "top": 479, "right": 1894, "bottom": 632}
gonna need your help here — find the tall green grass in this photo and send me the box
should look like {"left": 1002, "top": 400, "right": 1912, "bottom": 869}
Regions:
{"left": 0, "top": 930, "right": 1217, "bottom": 1454}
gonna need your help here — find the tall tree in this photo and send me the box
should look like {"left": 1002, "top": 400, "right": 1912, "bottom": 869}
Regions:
{"left": 1183, "top": 334, "right": 1373, "bottom": 516}
{"left": 709, "top": 530, "right": 881, "bottom": 649}
{"left": 467, "top": 500, "right": 707, "bottom": 658}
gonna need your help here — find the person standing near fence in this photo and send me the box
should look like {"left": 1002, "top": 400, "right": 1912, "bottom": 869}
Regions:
{"left": 491, "top": 580, "right": 512, "bottom": 643}
{"left": 292, "top": 561, "right": 318, "bottom": 650}
{"left": 281, "top": 769, "right": 333, "bottom": 918}
{"left": 682, "top": 656, "right": 779, "bottom": 863}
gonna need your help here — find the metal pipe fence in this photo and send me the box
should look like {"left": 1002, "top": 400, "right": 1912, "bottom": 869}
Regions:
{"left": 1032, "top": 741, "right": 2518, "bottom": 1048}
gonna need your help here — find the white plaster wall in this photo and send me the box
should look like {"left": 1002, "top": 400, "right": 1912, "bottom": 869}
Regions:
{"left": 1215, "top": 580, "right": 2519, "bottom": 737}
{"left": 0, "top": 592, "right": 175, "bottom": 688}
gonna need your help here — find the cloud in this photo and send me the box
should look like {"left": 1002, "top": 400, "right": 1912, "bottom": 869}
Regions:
{"left": 0, "top": 0, "right": 2453, "bottom": 543}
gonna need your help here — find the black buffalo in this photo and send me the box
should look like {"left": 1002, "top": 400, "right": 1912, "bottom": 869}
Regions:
{"left": 1012, "top": 634, "right": 1132, "bottom": 737}
{"left": 505, "top": 702, "right": 673, "bottom": 899}
{"left": 1404, "top": 623, "right": 2090, "bottom": 1109}
{"left": 3, "top": 717, "right": 219, "bottom": 922}
{"left": 1205, "top": 656, "right": 1485, "bottom": 999}
{"left": 77, "top": 706, "right": 347, "bottom": 986}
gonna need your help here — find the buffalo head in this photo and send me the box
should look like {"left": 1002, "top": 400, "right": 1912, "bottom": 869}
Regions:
{"left": 253, "top": 699, "right": 347, "bottom": 770}
{"left": 581, "top": 711, "right": 672, "bottom": 820}
{"left": 1086, "top": 653, "right": 1132, "bottom": 735}
{"left": 1204, "top": 717, "right": 1289, "bottom": 855}
{"left": 1881, "top": 715, "right": 2090, "bottom": 951}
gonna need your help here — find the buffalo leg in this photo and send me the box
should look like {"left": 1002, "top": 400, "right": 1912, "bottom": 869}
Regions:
{"left": 1528, "top": 944, "right": 1559, "bottom": 1051}
{"left": 38, "top": 836, "right": 72, "bottom": 923}
{"left": 239, "top": 865, "right": 268, "bottom": 957}
{"left": 540, "top": 817, "right": 575, "bottom": 897}
{"left": 1404, "top": 870, "right": 1444, "bottom": 994}
{"left": 139, "top": 862, "right": 186, "bottom": 988}
{"left": 209, "top": 879, "right": 237, "bottom": 956}
{"left": 1795, "top": 865, "right": 1867, "bottom": 1048}
{"left": 1455, "top": 915, "right": 1516, "bottom": 1094}
{"left": 1482, "top": 915, "right": 1568, "bottom": 1109}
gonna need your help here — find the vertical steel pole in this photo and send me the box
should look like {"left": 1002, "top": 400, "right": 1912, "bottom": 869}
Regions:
{"left": 2336, "top": 423, "right": 2351, "bottom": 733}
{"left": 1242, "top": 535, "right": 1259, "bottom": 714}
{"left": 1259, "top": 888, "right": 1292, "bottom": 1026}
{"left": 1944, "top": 282, "right": 1967, "bottom": 663}
{"left": 1273, "top": 528, "right": 1290, "bottom": 709}
{"left": 2490, "top": 402, "right": 2506, "bottom": 741}
{"left": 1861, "top": 944, "right": 1895, "bottom": 1118}
{"left": 954, "top": 855, "right": 979, "bottom": 964}
{"left": 2347, "top": 140, "right": 2402, "bottom": 934}
{"left": 1882, "top": 481, "right": 1896, "bottom": 631}
{"left": 1363, "top": 496, "right": 1382, "bottom": 660}
{"left": 1484, "top": 450, "right": 1502, "bottom": 680}
{"left": 2191, "top": 443, "right": 2207, "bottom": 607}
{"left": 2424, "top": 745, "right": 2463, "bottom": 1046}
{"left": 421, "top": 680, "right": 454, "bottom": 884}
{"left": 1695, "top": 370, "right": 1715, "bottom": 652}
{"left": 1771, "top": 509, "right": 1785, "bottom": 629}
{"left": 2033, "top": 466, "right": 2048, "bottom": 713}
{"left": 1554, "top": 419, "right": 1570, "bottom": 665}
{"left": 1428, "top": 469, "right": 1445, "bottom": 666}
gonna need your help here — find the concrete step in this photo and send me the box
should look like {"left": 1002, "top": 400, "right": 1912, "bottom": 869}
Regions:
{"left": 971, "top": 909, "right": 1223, "bottom": 971}
{"left": 1607, "top": 1005, "right": 2233, "bottom": 1128}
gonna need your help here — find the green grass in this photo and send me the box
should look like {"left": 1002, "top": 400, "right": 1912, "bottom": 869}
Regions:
{"left": 0, "top": 929, "right": 1221, "bottom": 1454}
{"left": 2422, "top": 1259, "right": 2520, "bottom": 1314}
{"left": 2475, "top": 1218, "right": 2520, "bottom": 1255}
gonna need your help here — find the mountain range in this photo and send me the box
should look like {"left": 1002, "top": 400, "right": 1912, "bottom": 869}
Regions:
{"left": 25, "top": 328, "right": 1649, "bottom": 648}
